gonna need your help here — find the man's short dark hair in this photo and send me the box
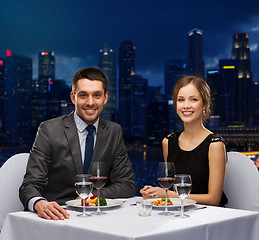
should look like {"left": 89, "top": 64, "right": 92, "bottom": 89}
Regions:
{"left": 72, "top": 67, "right": 107, "bottom": 93}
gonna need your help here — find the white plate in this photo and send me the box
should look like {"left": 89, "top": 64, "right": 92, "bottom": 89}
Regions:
{"left": 66, "top": 199, "right": 124, "bottom": 209}
{"left": 151, "top": 198, "right": 196, "bottom": 208}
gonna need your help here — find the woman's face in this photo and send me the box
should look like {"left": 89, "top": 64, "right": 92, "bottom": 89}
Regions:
{"left": 176, "top": 83, "right": 205, "bottom": 124}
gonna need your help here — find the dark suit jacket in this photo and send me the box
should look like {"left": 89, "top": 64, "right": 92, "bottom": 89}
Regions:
{"left": 19, "top": 112, "right": 137, "bottom": 208}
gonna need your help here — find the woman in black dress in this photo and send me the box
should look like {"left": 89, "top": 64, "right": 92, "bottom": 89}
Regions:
{"left": 140, "top": 76, "right": 227, "bottom": 206}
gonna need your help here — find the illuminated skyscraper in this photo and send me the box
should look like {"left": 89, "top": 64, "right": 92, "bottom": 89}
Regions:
{"left": 3, "top": 50, "right": 32, "bottom": 144}
{"left": 47, "top": 79, "right": 67, "bottom": 119}
{"left": 0, "top": 58, "right": 4, "bottom": 139}
{"left": 118, "top": 41, "right": 135, "bottom": 139}
{"left": 147, "top": 100, "right": 170, "bottom": 141}
{"left": 37, "top": 51, "right": 55, "bottom": 123}
{"left": 119, "top": 41, "right": 135, "bottom": 98}
{"left": 146, "top": 86, "right": 169, "bottom": 142}
{"left": 130, "top": 74, "right": 148, "bottom": 138}
{"left": 188, "top": 28, "right": 204, "bottom": 77}
{"left": 163, "top": 59, "right": 193, "bottom": 132}
{"left": 231, "top": 33, "right": 253, "bottom": 125}
{"left": 253, "top": 82, "right": 259, "bottom": 126}
{"left": 218, "top": 59, "right": 239, "bottom": 126}
{"left": 206, "top": 69, "right": 221, "bottom": 118}
{"left": 164, "top": 59, "right": 193, "bottom": 100}
{"left": 99, "top": 43, "right": 116, "bottom": 121}
{"left": 232, "top": 33, "right": 252, "bottom": 78}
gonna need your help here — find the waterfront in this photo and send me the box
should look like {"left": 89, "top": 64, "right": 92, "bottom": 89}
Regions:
{"left": 0, "top": 145, "right": 164, "bottom": 195}
{"left": 1, "top": 145, "right": 258, "bottom": 195}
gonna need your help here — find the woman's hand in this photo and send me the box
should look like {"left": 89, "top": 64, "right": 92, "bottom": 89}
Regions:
{"left": 140, "top": 185, "right": 166, "bottom": 199}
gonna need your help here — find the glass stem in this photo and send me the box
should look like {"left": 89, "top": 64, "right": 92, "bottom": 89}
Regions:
{"left": 97, "top": 189, "right": 101, "bottom": 213}
{"left": 180, "top": 199, "right": 184, "bottom": 217}
{"left": 165, "top": 189, "right": 168, "bottom": 213}
{"left": 82, "top": 199, "right": 86, "bottom": 215}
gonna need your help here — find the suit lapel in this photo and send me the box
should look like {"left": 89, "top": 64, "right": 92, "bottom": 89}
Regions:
{"left": 64, "top": 112, "right": 83, "bottom": 174}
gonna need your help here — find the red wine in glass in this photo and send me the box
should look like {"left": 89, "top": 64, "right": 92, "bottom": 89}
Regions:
{"left": 90, "top": 176, "right": 107, "bottom": 189}
{"left": 90, "top": 162, "right": 107, "bottom": 215}
{"left": 157, "top": 177, "right": 175, "bottom": 189}
{"left": 157, "top": 162, "right": 175, "bottom": 215}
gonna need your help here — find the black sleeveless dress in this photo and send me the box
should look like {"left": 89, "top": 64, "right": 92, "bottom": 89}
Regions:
{"left": 166, "top": 132, "right": 228, "bottom": 207}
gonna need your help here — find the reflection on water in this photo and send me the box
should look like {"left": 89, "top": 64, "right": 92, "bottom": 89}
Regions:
{"left": 129, "top": 148, "right": 164, "bottom": 195}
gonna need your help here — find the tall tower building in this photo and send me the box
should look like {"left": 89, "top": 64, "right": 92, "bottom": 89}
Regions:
{"left": 231, "top": 33, "right": 253, "bottom": 125}
{"left": 217, "top": 59, "right": 239, "bottom": 126}
{"left": 0, "top": 58, "right": 4, "bottom": 140}
{"left": 147, "top": 100, "right": 170, "bottom": 142}
{"left": 118, "top": 41, "right": 135, "bottom": 139}
{"left": 119, "top": 41, "right": 135, "bottom": 98}
{"left": 99, "top": 43, "right": 116, "bottom": 121}
{"left": 253, "top": 82, "right": 259, "bottom": 126}
{"left": 47, "top": 79, "right": 67, "bottom": 119}
{"left": 232, "top": 33, "right": 252, "bottom": 78}
{"left": 188, "top": 29, "right": 204, "bottom": 77}
{"left": 206, "top": 69, "right": 222, "bottom": 127}
{"left": 130, "top": 74, "right": 148, "bottom": 138}
{"left": 37, "top": 51, "right": 55, "bottom": 124}
{"left": 164, "top": 59, "right": 193, "bottom": 100}
{"left": 3, "top": 50, "right": 32, "bottom": 144}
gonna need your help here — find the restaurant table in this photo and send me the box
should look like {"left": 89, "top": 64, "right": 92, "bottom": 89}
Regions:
{"left": 1, "top": 197, "right": 259, "bottom": 240}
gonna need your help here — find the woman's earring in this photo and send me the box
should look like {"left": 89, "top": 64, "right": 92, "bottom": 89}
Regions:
{"left": 203, "top": 110, "right": 206, "bottom": 116}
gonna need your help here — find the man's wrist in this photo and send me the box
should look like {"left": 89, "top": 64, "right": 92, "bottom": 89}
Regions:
{"left": 33, "top": 198, "right": 46, "bottom": 213}
{"left": 28, "top": 197, "right": 46, "bottom": 212}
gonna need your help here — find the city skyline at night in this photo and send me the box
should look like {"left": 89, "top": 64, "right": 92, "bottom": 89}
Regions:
{"left": 1, "top": 34, "right": 259, "bottom": 148}
{"left": 1, "top": 1, "right": 259, "bottom": 154}
{"left": 0, "top": 0, "right": 259, "bottom": 87}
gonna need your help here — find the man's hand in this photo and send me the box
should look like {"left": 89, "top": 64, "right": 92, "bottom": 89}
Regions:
{"left": 34, "top": 200, "right": 70, "bottom": 220}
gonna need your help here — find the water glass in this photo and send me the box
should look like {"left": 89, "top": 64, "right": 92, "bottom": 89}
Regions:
{"left": 174, "top": 174, "right": 192, "bottom": 218}
{"left": 137, "top": 200, "right": 153, "bottom": 216}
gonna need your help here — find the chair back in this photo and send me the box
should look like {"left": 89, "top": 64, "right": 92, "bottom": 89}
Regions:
{"left": 0, "top": 153, "right": 29, "bottom": 229}
{"left": 224, "top": 151, "right": 259, "bottom": 211}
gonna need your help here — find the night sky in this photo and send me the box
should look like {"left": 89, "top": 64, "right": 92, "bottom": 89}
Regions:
{"left": 1, "top": 0, "right": 259, "bottom": 87}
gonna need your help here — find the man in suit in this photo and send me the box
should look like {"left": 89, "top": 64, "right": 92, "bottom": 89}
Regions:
{"left": 19, "top": 67, "right": 137, "bottom": 220}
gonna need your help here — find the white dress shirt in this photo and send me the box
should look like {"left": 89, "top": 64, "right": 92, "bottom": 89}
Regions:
{"left": 73, "top": 112, "right": 98, "bottom": 163}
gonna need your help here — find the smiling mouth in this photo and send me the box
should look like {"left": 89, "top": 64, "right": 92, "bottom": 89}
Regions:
{"left": 85, "top": 109, "right": 96, "bottom": 115}
{"left": 182, "top": 111, "right": 193, "bottom": 116}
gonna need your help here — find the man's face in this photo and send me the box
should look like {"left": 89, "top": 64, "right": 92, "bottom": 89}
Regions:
{"left": 70, "top": 78, "right": 108, "bottom": 125}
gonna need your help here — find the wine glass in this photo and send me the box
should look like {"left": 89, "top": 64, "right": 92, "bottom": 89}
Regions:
{"left": 75, "top": 174, "right": 93, "bottom": 217}
{"left": 90, "top": 162, "right": 107, "bottom": 215}
{"left": 174, "top": 174, "right": 192, "bottom": 218}
{"left": 157, "top": 162, "right": 175, "bottom": 215}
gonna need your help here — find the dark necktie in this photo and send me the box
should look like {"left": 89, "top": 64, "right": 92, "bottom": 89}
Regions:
{"left": 83, "top": 125, "right": 95, "bottom": 174}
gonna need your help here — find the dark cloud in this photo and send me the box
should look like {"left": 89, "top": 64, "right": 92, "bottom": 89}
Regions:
{"left": 0, "top": 0, "right": 259, "bottom": 85}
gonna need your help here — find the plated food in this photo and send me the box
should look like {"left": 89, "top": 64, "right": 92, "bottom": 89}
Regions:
{"left": 66, "top": 198, "right": 124, "bottom": 209}
{"left": 81, "top": 195, "right": 107, "bottom": 207}
{"left": 153, "top": 197, "right": 173, "bottom": 206}
{"left": 151, "top": 198, "right": 196, "bottom": 208}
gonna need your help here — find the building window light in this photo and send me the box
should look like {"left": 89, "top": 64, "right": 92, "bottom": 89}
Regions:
{"left": 223, "top": 66, "right": 235, "bottom": 69}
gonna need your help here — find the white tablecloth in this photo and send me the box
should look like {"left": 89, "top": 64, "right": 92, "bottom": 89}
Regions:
{"left": 1, "top": 197, "right": 259, "bottom": 240}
